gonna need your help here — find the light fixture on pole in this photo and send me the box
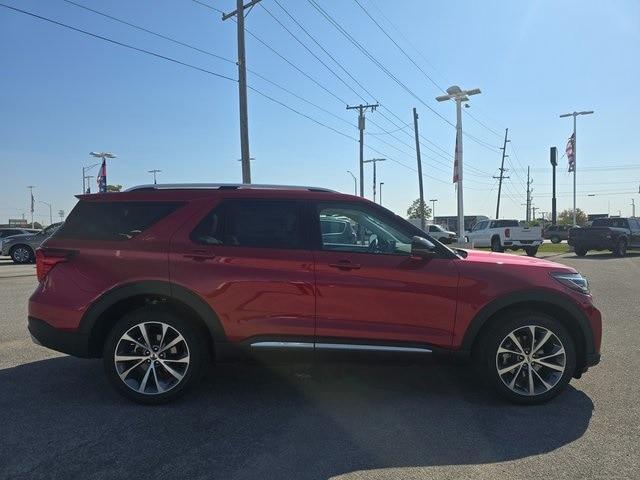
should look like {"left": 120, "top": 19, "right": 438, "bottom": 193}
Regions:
{"left": 436, "top": 86, "right": 481, "bottom": 240}
{"left": 148, "top": 169, "right": 162, "bottom": 184}
{"left": 559, "top": 110, "right": 594, "bottom": 226}
{"left": 346, "top": 170, "right": 357, "bottom": 196}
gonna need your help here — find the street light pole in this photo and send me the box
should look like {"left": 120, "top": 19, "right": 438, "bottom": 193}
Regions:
{"left": 347, "top": 171, "right": 357, "bottom": 195}
{"left": 148, "top": 169, "right": 162, "bottom": 184}
{"left": 363, "top": 158, "right": 385, "bottom": 202}
{"left": 429, "top": 199, "right": 438, "bottom": 221}
{"left": 559, "top": 110, "right": 594, "bottom": 226}
{"left": 437, "top": 86, "right": 481, "bottom": 240}
{"left": 38, "top": 201, "right": 52, "bottom": 225}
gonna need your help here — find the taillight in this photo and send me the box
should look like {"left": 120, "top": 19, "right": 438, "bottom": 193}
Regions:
{"left": 505, "top": 228, "right": 511, "bottom": 238}
{"left": 36, "top": 248, "right": 75, "bottom": 282}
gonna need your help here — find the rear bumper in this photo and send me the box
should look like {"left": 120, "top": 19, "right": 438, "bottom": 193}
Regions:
{"left": 27, "top": 317, "right": 91, "bottom": 358}
{"left": 502, "top": 240, "right": 542, "bottom": 247}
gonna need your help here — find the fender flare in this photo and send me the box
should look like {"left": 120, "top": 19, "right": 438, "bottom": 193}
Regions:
{"left": 460, "top": 289, "right": 595, "bottom": 356}
{"left": 79, "top": 280, "right": 226, "bottom": 352}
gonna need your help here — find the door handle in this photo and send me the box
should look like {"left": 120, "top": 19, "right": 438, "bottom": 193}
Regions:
{"left": 329, "top": 261, "right": 361, "bottom": 270}
{"left": 183, "top": 250, "right": 216, "bottom": 261}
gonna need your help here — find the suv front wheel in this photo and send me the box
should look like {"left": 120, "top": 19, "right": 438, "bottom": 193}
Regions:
{"left": 477, "top": 311, "right": 576, "bottom": 404}
{"left": 103, "top": 306, "right": 206, "bottom": 404}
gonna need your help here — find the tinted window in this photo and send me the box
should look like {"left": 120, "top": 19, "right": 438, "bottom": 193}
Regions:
{"left": 57, "top": 201, "right": 183, "bottom": 241}
{"left": 593, "top": 218, "right": 628, "bottom": 228}
{"left": 317, "top": 203, "right": 413, "bottom": 255}
{"left": 192, "top": 200, "right": 304, "bottom": 249}
{"left": 0, "top": 229, "right": 22, "bottom": 238}
{"left": 628, "top": 219, "right": 639, "bottom": 229}
{"left": 491, "top": 220, "right": 519, "bottom": 228}
{"left": 321, "top": 219, "right": 346, "bottom": 234}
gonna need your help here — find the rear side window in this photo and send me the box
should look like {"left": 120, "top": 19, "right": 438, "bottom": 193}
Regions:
{"left": 191, "top": 200, "right": 304, "bottom": 249}
{"left": 57, "top": 201, "right": 183, "bottom": 241}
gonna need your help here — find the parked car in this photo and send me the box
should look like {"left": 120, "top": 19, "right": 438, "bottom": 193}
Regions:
{"left": 426, "top": 224, "right": 457, "bottom": 244}
{"left": 1, "top": 223, "right": 63, "bottom": 263}
{"left": 29, "top": 184, "right": 601, "bottom": 405}
{"left": 568, "top": 217, "right": 640, "bottom": 257}
{"left": 320, "top": 215, "right": 356, "bottom": 245}
{"left": 0, "top": 228, "right": 40, "bottom": 255}
{"left": 543, "top": 224, "right": 572, "bottom": 244}
{"left": 465, "top": 219, "right": 543, "bottom": 256}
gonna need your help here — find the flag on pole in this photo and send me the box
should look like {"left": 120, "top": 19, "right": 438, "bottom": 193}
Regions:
{"left": 30, "top": 191, "right": 34, "bottom": 214}
{"left": 566, "top": 133, "right": 575, "bottom": 172}
{"left": 453, "top": 135, "right": 460, "bottom": 183}
{"left": 97, "top": 159, "right": 107, "bottom": 193}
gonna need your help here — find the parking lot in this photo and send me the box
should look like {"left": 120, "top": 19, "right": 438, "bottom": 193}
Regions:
{"left": 0, "top": 253, "right": 638, "bottom": 480}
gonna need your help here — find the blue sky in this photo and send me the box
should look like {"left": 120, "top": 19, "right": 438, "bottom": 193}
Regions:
{"left": 1, "top": 0, "right": 639, "bottom": 225}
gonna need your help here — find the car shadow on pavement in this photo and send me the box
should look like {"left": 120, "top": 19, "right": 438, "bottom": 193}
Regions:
{"left": 568, "top": 252, "right": 640, "bottom": 260}
{"left": 0, "top": 356, "right": 593, "bottom": 480}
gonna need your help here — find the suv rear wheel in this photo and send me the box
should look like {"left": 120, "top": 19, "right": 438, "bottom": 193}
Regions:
{"left": 550, "top": 235, "right": 561, "bottom": 244}
{"left": 613, "top": 238, "right": 627, "bottom": 257}
{"left": 477, "top": 311, "right": 576, "bottom": 404}
{"left": 103, "top": 306, "right": 206, "bottom": 404}
{"left": 10, "top": 245, "right": 34, "bottom": 264}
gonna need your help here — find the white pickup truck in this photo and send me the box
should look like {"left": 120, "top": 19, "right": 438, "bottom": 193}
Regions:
{"left": 465, "top": 219, "right": 543, "bottom": 256}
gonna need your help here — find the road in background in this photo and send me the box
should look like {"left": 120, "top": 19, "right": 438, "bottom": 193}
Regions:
{"left": 0, "top": 253, "right": 638, "bottom": 479}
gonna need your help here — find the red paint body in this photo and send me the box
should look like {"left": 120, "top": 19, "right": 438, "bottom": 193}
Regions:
{"left": 29, "top": 188, "right": 602, "bottom": 360}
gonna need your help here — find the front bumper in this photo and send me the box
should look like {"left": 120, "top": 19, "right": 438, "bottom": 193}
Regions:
{"left": 28, "top": 317, "right": 91, "bottom": 357}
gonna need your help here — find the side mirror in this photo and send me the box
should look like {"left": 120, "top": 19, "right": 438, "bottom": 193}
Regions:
{"left": 411, "top": 236, "right": 436, "bottom": 258}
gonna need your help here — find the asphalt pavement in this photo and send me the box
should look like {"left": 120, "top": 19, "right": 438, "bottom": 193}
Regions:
{"left": 0, "top": 252, "right": 638, "bottom": 479}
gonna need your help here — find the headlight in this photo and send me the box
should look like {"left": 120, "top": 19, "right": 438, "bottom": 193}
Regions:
{"left": 551, "top": 272, "right": 590, "bottom": 294}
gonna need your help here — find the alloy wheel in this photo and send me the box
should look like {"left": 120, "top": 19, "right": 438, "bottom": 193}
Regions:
{"left": 13, "top": 247, "right": 30, "bottom": 263}
{"left": 114, "top": 321, "right": 190, "bottom": 395}
{"left": 495, "top": 325, "right": 566, "bottom": 396}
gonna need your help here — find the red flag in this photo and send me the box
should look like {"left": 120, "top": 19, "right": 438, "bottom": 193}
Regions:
{"left": 453, "top": 135, "right": 460, "bottom": 183}
{"left": 566, "top": 133, "right": 575, "bottom": 172}
{"left": 97, "top": 160, "right": 107, "bottom": 193}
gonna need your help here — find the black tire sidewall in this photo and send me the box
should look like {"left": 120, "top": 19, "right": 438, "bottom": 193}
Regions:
{"left": 103, "top": 306, "right": 206, "bottom": 405}
{"left": 575, "top": 248, "right": 587, "bottom": 257}
{"left": 491, "top": 237, "right": 502, "bottom": 252}
{"left": 615, "top": 239, "right": 627, "bottom": 257}
{"left": 480, "top": 311, "right": 576, "bottom": 405}
{"left": 551, "top": 236, "right": 560, "bottom": 244}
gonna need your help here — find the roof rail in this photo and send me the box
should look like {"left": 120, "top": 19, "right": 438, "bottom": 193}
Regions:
{"left": 124, "top": 183, "right": 337, "bottom": 193}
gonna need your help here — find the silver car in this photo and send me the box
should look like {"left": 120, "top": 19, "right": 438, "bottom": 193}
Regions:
{"left": 1, "top": 223, "right": 63, "bottom": 264}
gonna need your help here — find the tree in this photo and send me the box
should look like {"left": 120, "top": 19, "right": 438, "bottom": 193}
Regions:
{"left": 557, "top": 208, "right": 588, "bottom": 226}
{"left": 106, "top": 184, "right": 122, "bottom": 192}
{"left": 33, "top": 222, "right": 43, "bottom": 229}
{"left": 406, "top": 199, "right": 432, "bottom": 220}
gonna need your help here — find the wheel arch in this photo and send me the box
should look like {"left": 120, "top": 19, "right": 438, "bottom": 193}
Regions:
{"left": 462, "top": 290, "right": 594, "bottom": 375}
{"left": 80, "top": 280, "right": 225, "bottom": 357}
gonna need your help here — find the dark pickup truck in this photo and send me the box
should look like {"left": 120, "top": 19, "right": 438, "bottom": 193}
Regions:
{"left": 569, "top": 217, "right": 640, "bottom": 257}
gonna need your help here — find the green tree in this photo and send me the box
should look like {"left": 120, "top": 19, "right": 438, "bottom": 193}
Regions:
{"left": 33, "top": 221, "right": 43, "bottom": 229}
{"left": 558, "top": 208, "right": 588, "bottom": 226}
{"left": 106, "top": 184, "right": 122, "bottom": 192}
{"left": 406, "top": 199, "right": 432, "bottom": 220}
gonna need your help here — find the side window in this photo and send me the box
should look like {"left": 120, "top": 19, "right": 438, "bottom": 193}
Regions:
{"left": 473, "top": 221, "right": 486, "bottom": 231}
{"left": 192, "top": 200, "right": 304, "bottom": 249}
{"left": 428, "top": 225, "right": 438, "bottom": 233}
{"left": 628, "top": 219, "right": 639, "bottom": 229}
{"left": 317, "top": 203, "right": 413, "bottom": 255}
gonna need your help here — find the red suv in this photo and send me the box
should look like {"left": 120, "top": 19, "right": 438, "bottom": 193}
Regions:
{"left": 28, "top": 184, "right": 601, "bottom": 404}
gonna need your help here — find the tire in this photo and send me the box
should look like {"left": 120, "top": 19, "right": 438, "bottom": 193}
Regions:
{"left": 574, "top": 248, "right": 587, "bottom": 257}
{"left": 551, "top": 236, "right": 561, "bottom": 244}
{"left": 476, "top": 310, "right": 576, "bottom": 405}
{"left": 103, "top": 306, "right": 207, "bottom": 404}
{"left": 613, "top": 238, "right": 627, "bottom": 257}
{"left": 491, "top": 236, "right": 503, "bottom": 253}
{"left": 525, "top": 246, "right": 539, "bottom": 257}
{"left": 10, "top": 245, "right": 34, "bottom": 264}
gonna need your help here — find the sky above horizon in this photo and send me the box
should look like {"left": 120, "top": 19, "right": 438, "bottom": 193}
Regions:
{"left": 1, "top": 0, "right": 639, "bottom": 225}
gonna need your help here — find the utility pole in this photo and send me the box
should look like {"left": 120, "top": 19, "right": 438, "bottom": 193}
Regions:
{"left": 346, "top": 170, "right": 357, "bottom": 195}
{"left": 347, "top": 103, "right": 379, "bottom": 197}
{"left": 363, "top": 158, "right": 385, "bottom": 203}
{"left": 525, "top": 166, "right": 533, "bottom": 223}
{"left": 413, "top": 108, "right": 426, "bottom": 231}
{"left": 494, "top": 128, "right": 510, "bottom": 219}
{"left": 379, "top": 182, "right": 384, "bottom": 205}
{"left": 532, "top": 205, "right": 538, "bottom": 221}
{"left": 559, "top": 110, "right": 594, "bottom": 226}
{"left": 222, "top": 0, "right": 262, "bottom": 184}
{"left": 436, "top": 85, "right": 482, "bottom": 240}
{"left": 148, "top": 169, "right": 161, "bottom": 184}
{"left": 85, "top": 175, "right": 94, "bottom": 194}
{"left": 550, "top": 147, "right": 558, "bottom": 224}
{"left": 429, "top": 199, "right": 438, "bottom": 221}
{"left": 632, "top": 198, "right": 636, "bottom": 217}
{"left": 27, "top": 186, "right": 35, "bottom": 228}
